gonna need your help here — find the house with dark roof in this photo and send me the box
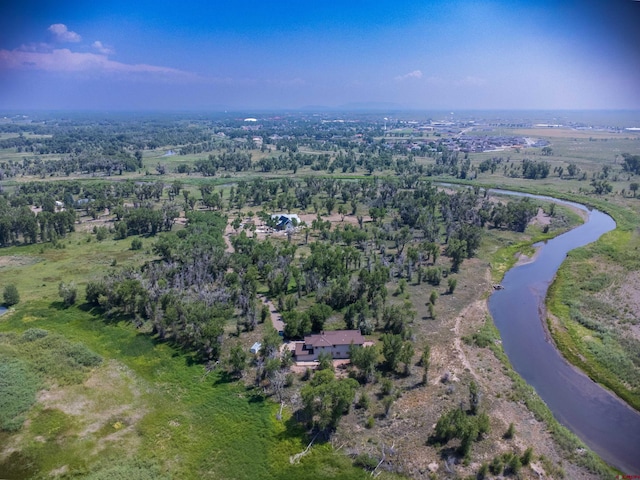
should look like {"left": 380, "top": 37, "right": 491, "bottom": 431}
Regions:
{"left": 294, "top": 330, "right": 365, "bottom": 362}
{"left": 271, "top": 214, "right": 301, "bottom": 231}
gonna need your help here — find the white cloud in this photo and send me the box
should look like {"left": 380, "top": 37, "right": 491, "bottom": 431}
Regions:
{"left": 92, "top": 41, "right": 114, "bottom": 56}
{"left": 48, "top": 24, "right": 81, "bottom": 43}
{"left": 395, "top": 70, "right": 423, "bottom": 81}
{"left": 0, "top": 48, "right": 195, "bottom": 78}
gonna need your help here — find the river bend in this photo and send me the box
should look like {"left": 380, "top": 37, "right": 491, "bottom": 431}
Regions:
{"left": 487, "top": 191, "right": 640, "bottom": 474}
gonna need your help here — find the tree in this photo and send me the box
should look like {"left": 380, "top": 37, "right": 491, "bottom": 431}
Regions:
{"left": 630, "top": 182, "right": 639, "bottom": 198}
{"left": 429, "top": 290, "right": 438, "bottom": 305}
{"left": 421, "top": 344, "right": 431, "bottom": 384}
{"left": 301, "top": 369, "right": 358, "bottom": 431}
{"left": 445, "top": 238, "right": 467, "bottom": 272}
{"left": 261, "top": 325, "right": 282, "bottom": 358}
{"left": 308, "top": 303, "right": 332, "bottom": 332}
{"left": 382, "top": 334, "right": 413, "bottom": 373}
{"left": 504, "top": 422, "right": 515, "bottom": 439}
{"left": 350, "top": 344, "right": 378, "bottom": 383}
{"left": 469, "top": 381, "right": 481, "bottom": 415}
{"left": 3, "top": 284, "right": 19, "bottom": 306}
{"left": 398, "top": 341, "right": 414, "bottom": 375}
{"left": 447, "top": 277, "right": 457, "bottom": 294}
{"left": 228, "top": 342, "right": 247, "bottom": 377}
{"left": 58, "top": 282, "right": 77, "bottom": 307}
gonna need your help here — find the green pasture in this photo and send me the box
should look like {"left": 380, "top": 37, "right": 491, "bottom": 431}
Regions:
{"left": 0, "top": 233, "right": 384, "bottom": 479}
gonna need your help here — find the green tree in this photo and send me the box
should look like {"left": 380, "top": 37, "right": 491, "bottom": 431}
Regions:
{"left": 398, "top": 341, "right": 414, "bottom": 375}
{"left": 469, "top": 381, "right": 480, "bottom": 415}
{"left": 429, "top": 290, "right": 438, "bottom": 305}
{"left": 228, "top": 342, "right": 247, "bottom": 377}
{"left": 445, "top": 238, "right": 467, "bottom": 272}
{"left": 447, "top": 277, "right": 457, "bottom": 294}
{"left": 3, "top": 284, "right": 20, "bottom": 306}
{"left": 350, "top": 344, "right": 379, "bottom": 383}
{"left": 504, "top": 422, "right": 515, "bottom": 439}
{"left": 630, "top": 182, "right": 639, "bottom": 197}
{"left": 381, "top": 334, "right": 403, "bottom": 371}
{"left": 301, "top": 370, "right": 358, "bottom": 431}
{"left": 307, "top": 303, "right": 332, "bottom": 332}
{"left": 421, "top": 344, "right": 431, "bottom": 384}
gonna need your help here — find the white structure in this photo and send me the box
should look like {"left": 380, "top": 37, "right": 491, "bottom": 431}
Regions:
{"left": 250, "top": 342, "right": 262, "bottom": 354}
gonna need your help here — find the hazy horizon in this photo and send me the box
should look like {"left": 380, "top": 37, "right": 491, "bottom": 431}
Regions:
{"left": 1, "top": 0, "right": 639, "bottom": 112}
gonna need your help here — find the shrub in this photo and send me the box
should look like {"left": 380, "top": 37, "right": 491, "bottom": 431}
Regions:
{"left": 0, "top": 357, "right": 40, "bottom": 431}
{"left": 365, "top": 416, "right": 375, "bottom": 429}
{"left": 3, "top": 284, "right": 20, "bottom": 306}
{"left": 59, "top": 282, "right": 77, "bottom": 307}
{"left": 95, "top": 226, "right": 108, "bottom": 241}
{"left": 85, "top": 280, "right": 108, "bottom": 306}
{"left": 504, "top": 422, "right": 515, "bottom": 439}
{"left": 21, "top": 328, "right": 49, "bottom": 342}
{"left": 489, "top": 457, "right": 504, "bottom": 475}
{"left": 66, "top": 342, "right": 102, "bottom": 368}
{"left": 131, "top": 238, "right": 143, "bottom": 250}
{"left": 353, "top": 453, "right": 378, "bottom": 470}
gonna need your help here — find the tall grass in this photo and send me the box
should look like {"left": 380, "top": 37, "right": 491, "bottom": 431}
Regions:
{"left": 0, "top": 302, "right": 375, "bottom": 479}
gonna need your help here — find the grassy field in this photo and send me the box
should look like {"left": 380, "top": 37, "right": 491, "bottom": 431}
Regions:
{"left": 0, "top": 230, "right": 391, "bottom": 479}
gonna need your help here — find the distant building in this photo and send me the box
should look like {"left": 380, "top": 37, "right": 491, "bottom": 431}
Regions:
{"left": 294, "top": 330, "right": 366, "bottom": 362}
{"left": 271, "top": 214, "right": 300, "bottom": 231}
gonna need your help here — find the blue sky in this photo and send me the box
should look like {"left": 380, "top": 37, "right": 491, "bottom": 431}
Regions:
{"left": 0, "top": 0, "right": 638, "bottom": 111}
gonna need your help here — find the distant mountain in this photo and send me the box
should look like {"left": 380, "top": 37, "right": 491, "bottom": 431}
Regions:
{"left": 337, "top": 101, "right": 406, "bottom": 111}
{"left": 297, "top": 102, "right": 408, "bottom": 112}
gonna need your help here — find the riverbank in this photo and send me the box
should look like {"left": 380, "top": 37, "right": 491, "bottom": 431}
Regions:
{"left": 546, "top": 224, "right": 640, "bottom": 413}
{"left": 488, "top": 199, "right": 640, "bottom": 474}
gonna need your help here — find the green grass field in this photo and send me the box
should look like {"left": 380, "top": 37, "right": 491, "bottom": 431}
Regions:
{"left": 0, "top": 230, "right": 388, "bottom": 479}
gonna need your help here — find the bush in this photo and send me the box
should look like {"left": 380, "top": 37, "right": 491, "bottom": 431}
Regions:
{"left": 131, "top": 238, "right": 143, "bottom": 250}
{"left": 3, "top": 284, "right": 20, "bottom": 306}
{"left": 95, "top": 226, "right": 108, "bottom": 241}
{"left": 448, "top": 277, "right": 457, "bottom": 294}
{"left": 489, "top": 457, "right": 504, "bottom": 475}
{"left": 353, "top": 453, "right": 378, "bottom": 470}
{"left": 21, "top": 328, "right": 49, "bottom": 342}
{"left": 365, "top": 416, "right": 375, "bottom": 429}
{"left": 67, "top": 342, "right": 102, "bottom": 368}
{"left": 85, "top": 280, "right": 108, "bottom": 306}
{"left": 0, "top": 356, "right": 40, "bottom": 431}
{"left": 59, "top": 282, "right": 77, "bottom": 307}
{"left": 504, "top": 422, "right": 515, "bottom": 439}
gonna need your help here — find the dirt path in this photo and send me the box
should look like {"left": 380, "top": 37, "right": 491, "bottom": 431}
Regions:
{"left": 452, "top": 300, "right": 484, "bottom": 381}
{"left": 223, "top": 223, "right": 235, "bottom": 253}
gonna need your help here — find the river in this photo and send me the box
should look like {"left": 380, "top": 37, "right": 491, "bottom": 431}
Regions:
{"left": 487, "top": 191, "right": 640, "bottom": 474}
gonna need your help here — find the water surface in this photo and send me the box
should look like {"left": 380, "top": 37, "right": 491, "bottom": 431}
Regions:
{"left": 488, "top": 193, "right": 640, "bottom": 474}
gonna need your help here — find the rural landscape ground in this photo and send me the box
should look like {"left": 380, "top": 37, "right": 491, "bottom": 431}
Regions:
{"left": 0, "top": 110, "right": 639, "bottom": 479}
